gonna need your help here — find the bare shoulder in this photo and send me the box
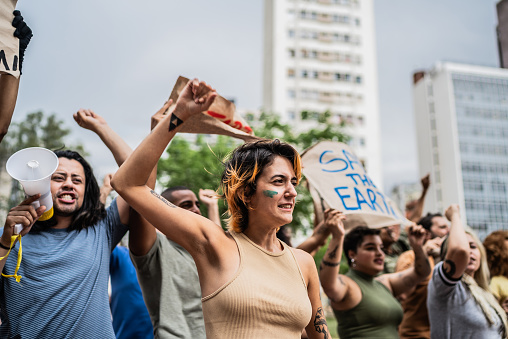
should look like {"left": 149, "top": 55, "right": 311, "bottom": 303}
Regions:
{"left": 292, "top": 247, "right": 315, "bottom": 268}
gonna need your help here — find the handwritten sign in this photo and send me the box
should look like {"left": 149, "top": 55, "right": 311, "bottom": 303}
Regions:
{"left": 0, "top": 0, "right": 19, "bottom": 78}
{"left": 302, "top": 141, "right": 409, "bottom": 229}
{"left": 167, "top": 76, "right": 259, "bottom": 142}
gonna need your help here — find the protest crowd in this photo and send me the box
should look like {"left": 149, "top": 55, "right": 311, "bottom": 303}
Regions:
{"left": 0, "top": 9, "right": 508, "bottom": 339}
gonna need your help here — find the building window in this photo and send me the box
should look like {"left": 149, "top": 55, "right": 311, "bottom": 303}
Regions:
{"left": 288, "top": 49, "right": 295, "bottom": 58}
{"left": 355, "top": 76, "right": 362, "bottom": 83}
{"left": 287, "top": 89, "right": 296, "bottom": 98}
{"left": 287, "top": 69, "right": 295, "bottom": 78}
{"left": 288, "top": 30, "right": 295, "bottom": 38}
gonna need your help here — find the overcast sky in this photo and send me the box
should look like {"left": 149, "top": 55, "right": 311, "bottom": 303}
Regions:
{"left": 11, "top": 0, "right": 501, "bottom": 193}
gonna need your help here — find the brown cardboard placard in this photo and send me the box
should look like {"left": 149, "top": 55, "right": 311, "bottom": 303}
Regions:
{"left": 0, "top": 0, "right": 19, "bottom": 78}
{"left": 302, "top": 141, "right": 410, "bottom": 230}
{"left": 167, "top": 76, "right": 260, "bottom": 142}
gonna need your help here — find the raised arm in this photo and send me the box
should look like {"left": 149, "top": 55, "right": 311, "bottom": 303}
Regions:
{"left": 442, "top": 204, "right": 469, "bottom": 279}
{"left": 0, "top": 11, "right": 32, "bottom": 143}
{"left": 128, "top": 101, "right": 171, "bottom": 256}
{"left": 199, "top": 188, "right": 221, "bottom": 227}
{"left": 73, "top": 109, "right": 131, "bottom": 166}
{"left": 376, "top": 224, "right": 431, "bottom": 297}
{"left": 319, "top": 210, "right": 350, "bottom": 306}
{"left": 111, "top": 79, "right": 228, "bottom": 260}
{"left": 73, "top": 109, "right": 133, "bottom": 224}
{"left": 406, "top": 174, "right": 430, "bottom": 223}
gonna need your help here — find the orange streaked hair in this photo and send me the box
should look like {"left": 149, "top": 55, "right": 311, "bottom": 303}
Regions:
{"left": 220, "top": 139, "right": 301, "bottom": 233}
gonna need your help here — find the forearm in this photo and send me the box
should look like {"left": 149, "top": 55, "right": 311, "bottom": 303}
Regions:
{"left": 205, "top": 202, "right": 221, "bottom": 226}
{"left": 319, "top": 234, "right": 344, "bottom": 297}
{"left": 112, "top": 111, "right": 177, "bottom": 192}
{"left": 444, "top": 212, "right": 469, "bottom": 277}
{"left": 298, "top": 232, "right": 328, "bottom": 254}
{"left": 129, "top": 161, "right": 158, "bottom": 256}
{"left": 412, "top": 244, "right": 431, "bottom": 279}
{"left": 0, "top": 74, "right": 20, "bottom": 141}
{"left": 93, "top": 124, "right": 132, "bottom": 166}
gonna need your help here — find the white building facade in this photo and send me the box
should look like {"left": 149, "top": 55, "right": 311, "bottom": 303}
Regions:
{"left": 413, "top": 62, "right": 508, "bottom": 238}
{"left": 263, "top": 0, "right": 382, "bottom": 186}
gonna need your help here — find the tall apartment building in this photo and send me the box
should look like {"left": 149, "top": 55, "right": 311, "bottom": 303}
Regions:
{"left": 413, "top": 62, "right": 508, "bottom": 238}
{"left": 263, "top": 0, "right": 382, "bottom": 186}
{"left": 497, "top": 0, "right": 508, "bottom": 68}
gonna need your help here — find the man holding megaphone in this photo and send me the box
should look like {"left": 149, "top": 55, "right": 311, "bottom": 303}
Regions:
{"left": 0, "top": 109, "right": 135, "bottom": 339}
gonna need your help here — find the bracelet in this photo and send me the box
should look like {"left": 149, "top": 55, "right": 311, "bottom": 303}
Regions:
{"left": 322, "top": 260, "right": 340, "bottom": 267}
{"left": 0, "top": 241, "right": 11, "bottom": 251}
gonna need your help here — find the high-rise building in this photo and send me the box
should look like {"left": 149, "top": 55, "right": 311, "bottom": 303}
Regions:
{"left": 413, "top": 62, "right": 508, "bottom": 238}
{"left": 497, "top": 0, "right": 508, "bottom": 68}
{"left": 263, "top": 0, "right": 382, "bottom": 186}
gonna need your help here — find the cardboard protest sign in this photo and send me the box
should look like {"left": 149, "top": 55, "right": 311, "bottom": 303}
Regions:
{"left": 302, "top": 141, "right": 410, "bottom": 229}
{"left": 167, "top": 76, "right": 260, "bottom": 142}
{"left": 0, "top": 0, "right": 19, "bottom": 78}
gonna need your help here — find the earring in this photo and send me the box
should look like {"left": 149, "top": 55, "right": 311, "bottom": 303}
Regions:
{"left": 351, "top": 258, "right": 357, "bottom": 268}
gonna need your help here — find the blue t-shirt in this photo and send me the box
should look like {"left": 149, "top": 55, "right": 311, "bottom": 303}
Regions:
{"left": 110, "top": 246, "right": 153, "bottom": 339}
{"left": 0, "top": 199, "right": 128, "bottom": 339}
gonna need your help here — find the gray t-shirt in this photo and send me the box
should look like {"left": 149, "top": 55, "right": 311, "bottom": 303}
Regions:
{"left": 427, "top": 261, "right": 504, "bottom": 339}
{"left": 131, "top": 233, "right": 205, "bottom": 339}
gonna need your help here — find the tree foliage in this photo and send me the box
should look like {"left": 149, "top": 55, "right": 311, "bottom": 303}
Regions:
{"left": 157, "top": 111, "right": 350, "bottom": 232}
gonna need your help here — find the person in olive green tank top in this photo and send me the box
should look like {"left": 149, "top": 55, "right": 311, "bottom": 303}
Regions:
{"left": 319, "top": 222, "right": 431, "bottom": 338}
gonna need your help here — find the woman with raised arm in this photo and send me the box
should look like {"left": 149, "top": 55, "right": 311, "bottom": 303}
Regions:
{"left": 427, "top": 205, "right": 507, "bottom": 338}
{"left": 319, "top": 215, "right": 430, "bottom": 338}
{"left": 112, "top": 79, "right": 331, "bottom": 339}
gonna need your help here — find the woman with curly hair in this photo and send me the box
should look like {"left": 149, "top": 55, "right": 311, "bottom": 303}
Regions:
{"left": 484, "top": 230, "right": 508, "bottom": 314}
{"left": 112, "top": 79, "right": 331, "bottom": 338}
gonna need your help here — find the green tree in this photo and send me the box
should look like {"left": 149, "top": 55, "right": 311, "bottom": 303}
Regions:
{"left": 157, "top": 111, "right": 350, "bottom": 232}
{"left": 0, "top": 111, "right": 86, "bottom": 209}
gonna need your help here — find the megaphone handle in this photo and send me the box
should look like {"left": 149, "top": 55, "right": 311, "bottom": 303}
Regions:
{"left": 13, "top": 200, "right": 41, "bottom": 235}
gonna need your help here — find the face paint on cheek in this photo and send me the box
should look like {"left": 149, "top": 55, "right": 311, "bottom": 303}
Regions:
{"left": 263, "top": 190, "right": 278, "bottom": 198}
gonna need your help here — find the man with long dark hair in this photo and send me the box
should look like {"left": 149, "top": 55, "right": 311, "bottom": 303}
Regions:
{"left": 0, "top": 109, "right": 133, "bottom": 338}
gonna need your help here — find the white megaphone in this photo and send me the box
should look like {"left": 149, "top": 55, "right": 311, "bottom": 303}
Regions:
{"left": 6, "top": 147, "right": 59, "bottom": 234}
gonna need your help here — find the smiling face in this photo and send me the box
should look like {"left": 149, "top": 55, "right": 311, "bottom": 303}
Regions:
{"left": 51, "top": 157, "right": 86, "bottom": 217}
{"left": 248, "top": 156, "right": 298, "bottom": 229}
{"left": 349, "top": 234, "right": 385, "bottom": 276}
{"left": 465, "top": 233, "right": 482, "bottom": 276}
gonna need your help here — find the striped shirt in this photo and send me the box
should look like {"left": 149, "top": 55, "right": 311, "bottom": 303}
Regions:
{"left": 0, "top": 199, "right": 127, "bottom": 339}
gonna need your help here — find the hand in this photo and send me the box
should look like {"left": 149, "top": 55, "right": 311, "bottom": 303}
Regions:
{"left": 173, "top": 79, "right": 217, "bottom": 119}
{"left": 199, "top": 189, "right": 218, "bottom": 207}
{"left": 151, "top": 99, "right": 173, "bottom": 131}
{"left": 1, "top": 195, "right": 45, "bottom": 246}
{"left": 421, "top": 174, "right": 430, "bottom": 191}
{"left": 422, "top": 236, "right": 443, "bottom": 256}
{"left": 73, "top": 109, "right": 107, "bottom": 133}
{"left": 323, "top": 209, "right": 346, "bottom": 238}
{"left": 407, "top": 223, "right": 427, "bottom": 249}
{"left": 445, "top": 204, "right": 460, "bottom": 221}
{"left": 12, "top": 10, "right": 33, "bottom": 74}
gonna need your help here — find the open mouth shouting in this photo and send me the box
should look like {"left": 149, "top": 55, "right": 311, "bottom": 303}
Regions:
{"left": 57, "top": 191, "right": 77, "bottom": 204}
